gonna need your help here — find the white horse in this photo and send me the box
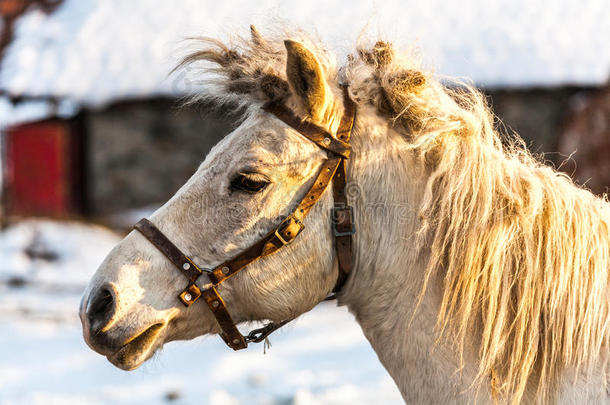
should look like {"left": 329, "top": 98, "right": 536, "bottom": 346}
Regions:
{"left": 80, "top": 27, "right": 609, "bottom": 404}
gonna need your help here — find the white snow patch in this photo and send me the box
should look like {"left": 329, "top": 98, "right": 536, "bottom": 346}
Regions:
{"left": 0, "top": 219, "right": 121, "bottom": 287}
{"left": 0, "top": 219, "right": 121, "bottom": 320}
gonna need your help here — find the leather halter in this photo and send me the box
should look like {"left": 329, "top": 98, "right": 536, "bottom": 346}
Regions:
{"left": 134, "top": 86, "right": 356, "bottom": 350}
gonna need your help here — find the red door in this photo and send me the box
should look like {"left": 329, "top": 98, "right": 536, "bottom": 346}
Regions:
{"left": 4, "top": 118, "right": 83, "bottom": 217}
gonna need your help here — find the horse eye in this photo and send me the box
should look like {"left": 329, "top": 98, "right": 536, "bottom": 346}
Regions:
{"left": 230, "top": 172, "right": 270, "bottom": 194}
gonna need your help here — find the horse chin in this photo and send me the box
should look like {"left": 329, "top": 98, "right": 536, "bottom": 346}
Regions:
{"left": 107, "top": 322, "right": 165, "bottom": 370}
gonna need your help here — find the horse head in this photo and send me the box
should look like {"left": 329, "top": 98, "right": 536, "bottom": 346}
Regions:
{"left": 80, "top": 35, "right": 356, "bottom": 370}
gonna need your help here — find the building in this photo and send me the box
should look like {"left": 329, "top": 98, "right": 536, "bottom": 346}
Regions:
{"left": 0, "top": 0, "right": 608, "bottom": 220}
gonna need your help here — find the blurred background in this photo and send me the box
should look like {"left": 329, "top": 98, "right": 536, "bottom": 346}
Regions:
{"left": 0, "top": 0, "right": 608, "bottom": 404}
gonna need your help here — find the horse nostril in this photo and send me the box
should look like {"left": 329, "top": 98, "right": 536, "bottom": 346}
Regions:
{"left": 87, "top": 285, "right": 117, "bottom": 333}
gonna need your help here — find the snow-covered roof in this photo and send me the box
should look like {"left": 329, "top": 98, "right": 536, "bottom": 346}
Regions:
{"left": 1, "top": 0, "right": 609, "bottom": 108}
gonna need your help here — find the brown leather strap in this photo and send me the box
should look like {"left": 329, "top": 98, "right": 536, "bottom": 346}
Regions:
{"left": 134, "top": 219, "right": 204, "bottom": 283}
{"left": 262, "top": 102, "right": 351, "bottom": 159}
{"left": 201, "top": 287, "right": 247, "bottom": 350}
{"left": 331, "top": 86, "right": 357, "bottom": 292}
{"left": 337, "top": 86, "right": 356, "bottom": 142}
{"left": 134, "top": 219, "right": 249, "bottom": 349}
{"left": 332, "top": 161, "right": 354, "bottom": 292}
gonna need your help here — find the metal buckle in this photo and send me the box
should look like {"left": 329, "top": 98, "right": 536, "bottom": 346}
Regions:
{"left": 331, "top": 205, "right": 356, "bottom": 237}
{"left": 178, "top": 283, "right": 202, "bottom": 307}
{"left": 274, "top": 215, "right": 304, "bottom": 245}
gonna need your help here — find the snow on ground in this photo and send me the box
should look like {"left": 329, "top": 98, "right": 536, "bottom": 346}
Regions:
{"left": 0, "top": 219, "right": 121, "bottom": 321}
{"left": 0, "top": 220, "right": 402, "bottom": 404}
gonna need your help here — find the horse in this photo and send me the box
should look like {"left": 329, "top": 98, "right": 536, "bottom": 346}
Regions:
{"left": 80, "top": 26, "right": 609, "bottom": 404}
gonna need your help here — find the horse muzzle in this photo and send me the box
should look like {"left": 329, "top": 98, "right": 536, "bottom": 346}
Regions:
{"left": 80, "top": 282, "right": 168, "bottom": 370}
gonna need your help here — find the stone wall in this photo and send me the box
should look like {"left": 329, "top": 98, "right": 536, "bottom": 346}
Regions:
{"left": 557, "top": 86, "right": 610, "bottom": 195}
{"left": 485, "top": 87, "right": 595, "bottom": 155}
{"left": 84, "top": 87, "right": 606, "bottom": 216}
{"left": 486, "top": 86, "right": 607, "bottom": 195}
{"left": 85, "top": 99, "right": 233, "bottom": 216}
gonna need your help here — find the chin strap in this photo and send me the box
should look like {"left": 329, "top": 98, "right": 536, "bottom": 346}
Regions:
{"left": 134, "top": 86, "right": 356, "bottom": 351}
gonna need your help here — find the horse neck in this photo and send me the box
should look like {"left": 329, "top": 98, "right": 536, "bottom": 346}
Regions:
{"left": 338, "top": 112, "right": 609, "bottom": 403}
{"left": 339, "top": 112, "right": 490, "bottom": 403}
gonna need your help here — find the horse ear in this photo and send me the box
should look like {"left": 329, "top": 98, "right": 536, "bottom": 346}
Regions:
{"left": 284, "top": 40, "right": 329, "bottom": 122}
{"left": 250, "top": 25, "right": 266, "bottom": 47}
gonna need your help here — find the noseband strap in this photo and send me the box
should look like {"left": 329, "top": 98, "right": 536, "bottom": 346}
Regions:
{"left": 134, "top": 86, "right": 356, "bottom": 350}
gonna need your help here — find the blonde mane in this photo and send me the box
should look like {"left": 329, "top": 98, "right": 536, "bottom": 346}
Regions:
{"left": 178, "top": 27, "right": 610, "bottom": 403}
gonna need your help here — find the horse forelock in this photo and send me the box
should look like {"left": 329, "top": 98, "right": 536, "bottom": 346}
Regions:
{"left": 175, "top": 28, "right": 336, "bottom": 112}
{"left": 176, "top": 26, "right": 609, "bottom": 404}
